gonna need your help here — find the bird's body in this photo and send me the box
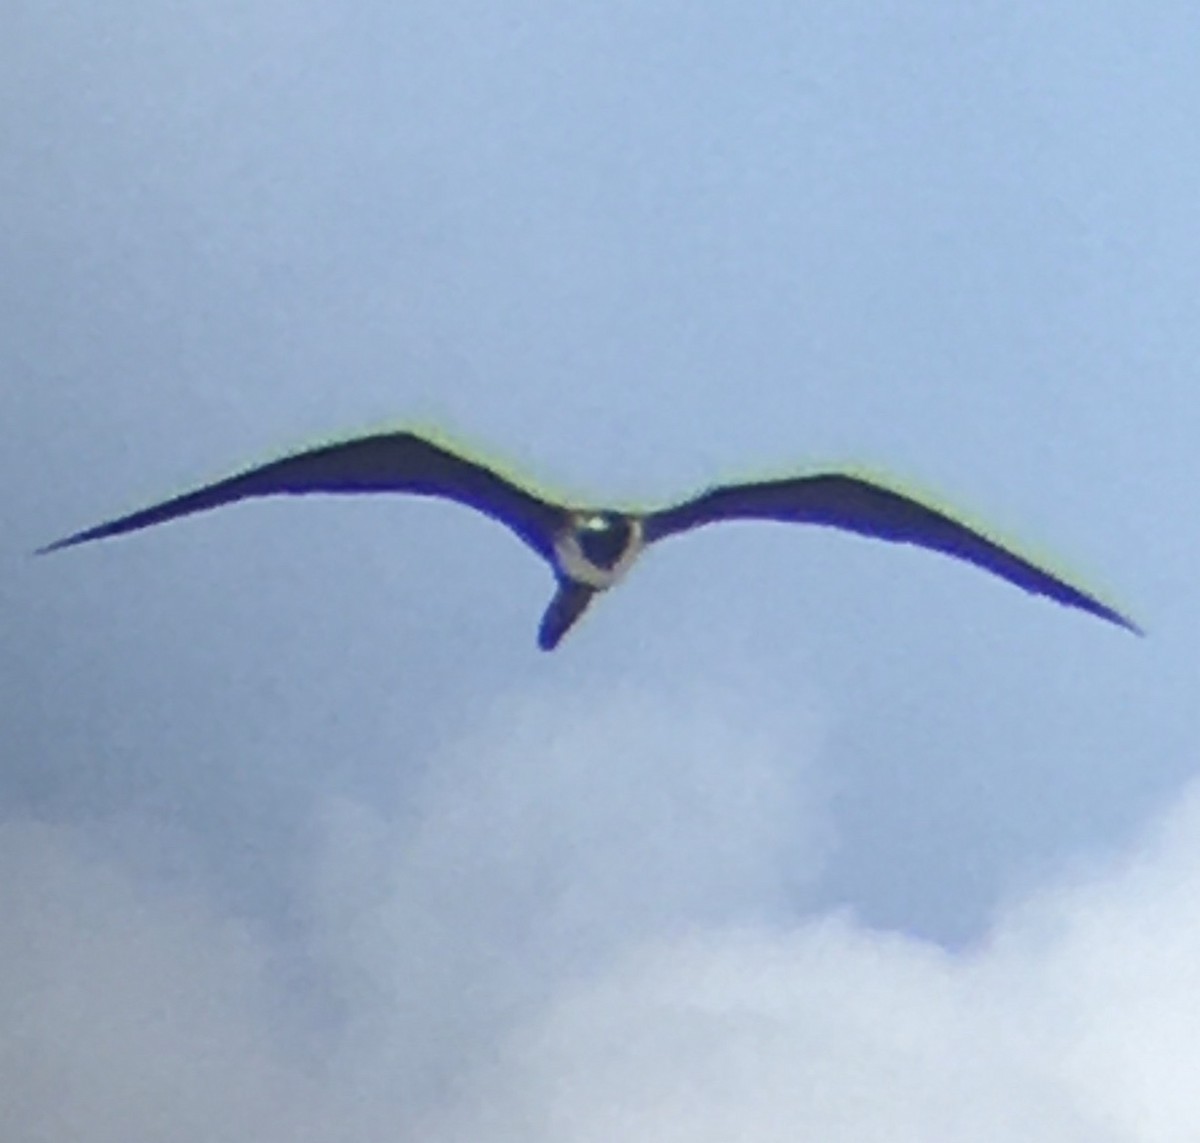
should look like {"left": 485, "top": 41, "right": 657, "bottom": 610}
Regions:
{"left": 554, "top": 513, "right": 645, "bottom": 589}
{"left": 40, "top": 428, "right": 1139, "bottom": 648}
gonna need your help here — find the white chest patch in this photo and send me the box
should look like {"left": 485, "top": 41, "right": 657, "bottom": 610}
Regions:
{"left": 554, "top": 515, "right": 645, "bottom": 590}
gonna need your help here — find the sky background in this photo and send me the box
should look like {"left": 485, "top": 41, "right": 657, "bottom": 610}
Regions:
{"left": 3, "top": 2, "right": 1199, "bottom": 1138}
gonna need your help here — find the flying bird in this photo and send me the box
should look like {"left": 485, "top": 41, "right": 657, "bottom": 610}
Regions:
{"left": 39, "top": 429, "right": 1139, "bottom": 648}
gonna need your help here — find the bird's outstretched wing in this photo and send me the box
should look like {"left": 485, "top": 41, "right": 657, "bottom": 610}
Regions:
{"left": 644, "top": 474, "right": 1139, "bottom": 634}
{"left": 39, "top": 431, "right": 568, "bottom": 563}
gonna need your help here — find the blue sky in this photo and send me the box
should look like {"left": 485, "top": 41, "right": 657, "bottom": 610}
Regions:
{"left": 3, "top": 2, "right": 1199, "bottom": 1138}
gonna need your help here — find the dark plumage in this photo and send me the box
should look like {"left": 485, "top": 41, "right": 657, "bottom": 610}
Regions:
{"left": 40, "top": 428, "right": 1140, "bottom": 647}
{"left": 39, "top": 432, "right": 566, "bottom": 563}
{"left": 576, "top": 515, "right": 636, "bottom": 570}
{"left": 643, "top": 475, "right": 1139, "bottom": 635}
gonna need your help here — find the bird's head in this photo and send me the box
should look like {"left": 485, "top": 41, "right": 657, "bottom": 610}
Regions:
{"left": 575, "top": 513, "right": 634, "bottom": 569}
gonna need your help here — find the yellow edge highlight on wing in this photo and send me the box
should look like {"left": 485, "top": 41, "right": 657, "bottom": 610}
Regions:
{"left": 682, "top": 451, "right": 1138, "bottom": 630}
{"left": 71, "top": 422, "right": 1137, "bottom": 628}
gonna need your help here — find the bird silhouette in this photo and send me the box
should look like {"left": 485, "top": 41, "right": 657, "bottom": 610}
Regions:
{"left": 39, "top": 429, "right": 1139, "bottom": 648}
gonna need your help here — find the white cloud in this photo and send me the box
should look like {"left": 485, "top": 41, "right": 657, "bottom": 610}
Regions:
{"left": 441, "top": 784, "right": 1200, "bottom": 1143}
{"left": 0, "top": 821, "right": 323, "bottom": 1143}
{"left": 3, "top": 685, "right": 1198, "bottom": 1142}
{"left": 303, "top": 678, "right": 827, "bottom": 1114}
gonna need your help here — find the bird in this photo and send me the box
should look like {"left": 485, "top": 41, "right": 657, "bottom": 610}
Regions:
{"left": 38, "top": 428, "right": 1139, "bottom": 649}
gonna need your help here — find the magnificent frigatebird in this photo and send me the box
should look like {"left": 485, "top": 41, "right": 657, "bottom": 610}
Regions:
{"left": 39, "top": 429, "right": 1138, "bottom": 648}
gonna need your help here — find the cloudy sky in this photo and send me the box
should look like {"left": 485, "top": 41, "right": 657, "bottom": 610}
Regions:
{"left": 4, "top": 2, "right": 1199, "bottom": 1138}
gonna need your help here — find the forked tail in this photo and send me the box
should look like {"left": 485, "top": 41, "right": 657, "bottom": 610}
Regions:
{"left": 537, "top": 581, "right": 596, "bottom": 650}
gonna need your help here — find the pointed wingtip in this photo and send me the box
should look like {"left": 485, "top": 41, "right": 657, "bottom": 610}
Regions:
{"left": 1083, "top": 598, "right": 1143, "bottom": 638}
{"left": 34, "top": 533, "right": 84, "bottom": 556}
{"left": 34, "top": 518, "right": 124, "bottom": 555}
{"left": 1118, "top": 613, "right": 1146, "bottom": 638}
